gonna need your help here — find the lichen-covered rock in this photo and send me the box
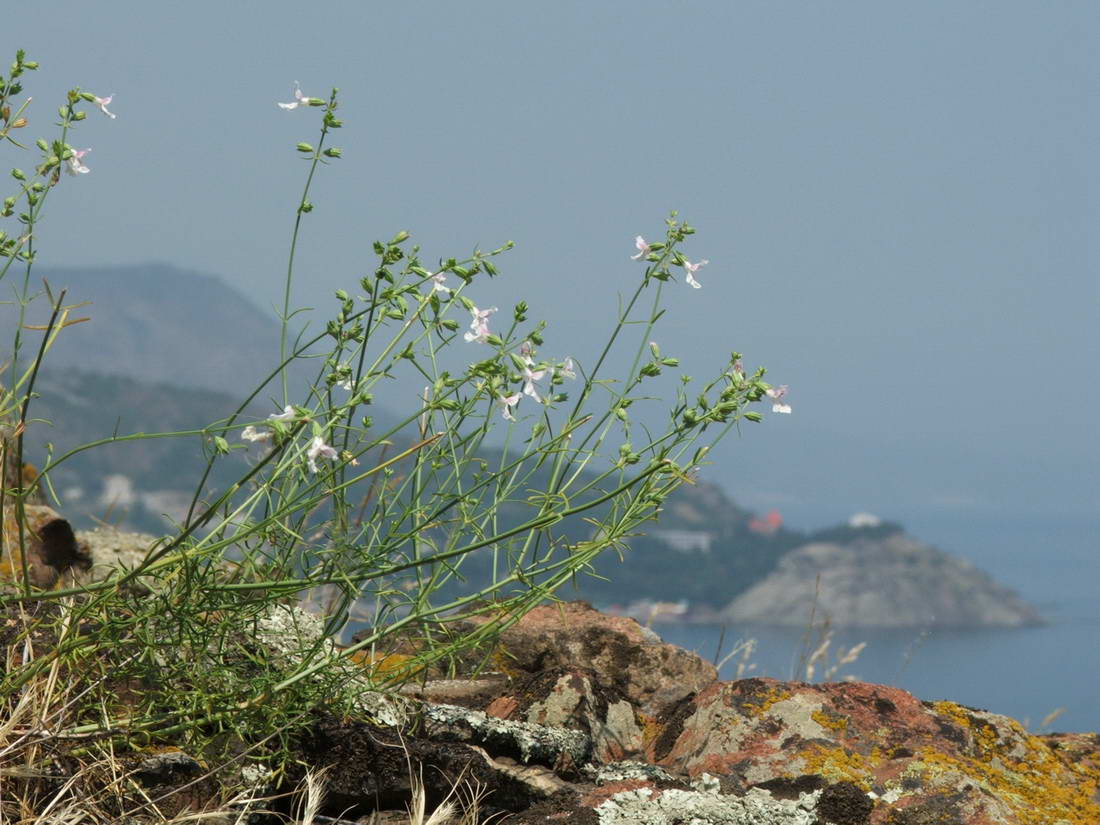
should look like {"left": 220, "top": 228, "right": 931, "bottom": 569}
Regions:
{"left": 458, "top": 601, "right": 717, "bottom": 715}
{"left": 1, "top": 503, "right": 89, "bottom": 588}
{"left": 71, "top": 526, "right": 160, "bottom": 586}
{"left": 487, "top": 668, "right": 646, "bottom": 763}
{"left": 649, "top": 677, "right": 1100, "bottom": 825}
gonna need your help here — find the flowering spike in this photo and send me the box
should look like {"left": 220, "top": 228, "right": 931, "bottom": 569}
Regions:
{"left": 307, "top": 436, "right": 338, "bottom": 473}
{"left": 497, "top": 393, "right": 521, "bottom": 422}
{"left": 766, "top": 385, "right": 792, "bottom": 414}
{"left": 463, "top": 305, "right": 497, "bottom": 343}
{"left": 65, "top": 148, "right": 91, "bottom": 176}
{"left": 241, "top": 425, "right": 272, "bottom": 443}
{"left": 268, "top": 405, "right": 296, "bottom": 422}
{"left": 277, "top": 82, "right": 309, "bottom": 110}
{"left": 683, "top": 259, "right": 708, "bottom": 289}
{"left": 92, "top": 94, "right": 116, "bottom": 119}
{"left": 522, "top": 361, "right": 547, "bottom": 401}
{"left": 430, "top": 272, "right": 451, "bottom": 295}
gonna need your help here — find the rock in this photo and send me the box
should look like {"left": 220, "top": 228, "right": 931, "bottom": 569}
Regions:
{"left": 134, "top": 751, "right": 203, "bottom": 786}
{"left": 718, "top": 533, "right": 1043, "bottom": 628}
{"left": 0, "top": 503, "right": 90, "bottom": 588}
{"left": 71, "top": 526, "right": 160, "bottom": 587}
{"left": 293, "top": 715, "right": 564, "bottom": 820}
{"left": 487, "top": 668, "right": 646, "bottom": 763}
{"left": 398, "top": 675, "right": 509, "bottom": 709}
{"left": 648, "top": 677, "right": 1100, "bottom": 825}
{"left": 421, "top": 701, "right": 592, "bottom": 769}
{"left": 458, "top": 601, "right": 717, "bottom": 715}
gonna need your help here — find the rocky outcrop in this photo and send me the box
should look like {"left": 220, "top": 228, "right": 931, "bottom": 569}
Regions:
{"left": 717, "top": 532, "right": 1042, "bottom": 628}
{"left": 306, "top": 605, "right": 1097, "bottom": 824}
{"left": 454, "top": 601, "right": 719, "bottom": 715}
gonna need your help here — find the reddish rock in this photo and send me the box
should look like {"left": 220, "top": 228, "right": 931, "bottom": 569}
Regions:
{"left": 462, "top": 601, "right": 717, "bottom": 715}
{"left": 648, "top": 677, "right": 1100, "bottom": 825}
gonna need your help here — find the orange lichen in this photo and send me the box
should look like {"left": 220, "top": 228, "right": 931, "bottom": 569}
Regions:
{"left": 908, "top": 738, "right": 1100, "bottom": 825}
{"left": 741, "top": 684, "right": 792, "bottom": 718}
{"left": 931, "top": 700, "right": 1000, "bottom": 761}
{"left": 797, "top": 743, "right": 875, "bottom": 791}
{"left": 639, "top": 713, "right": 662, "bottom": 748}
{"left": 812, "top": 708, "right": 849, "bottom": 734}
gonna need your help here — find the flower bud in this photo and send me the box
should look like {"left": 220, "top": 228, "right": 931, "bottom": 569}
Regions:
{"left": 35, "top": 138, "right": 48, "bottom": 152}
{"left": 72, "top": 111, "right": 86, "bottom": 121}
{"left": 335, "top": 289, "right": 349, "bottom": 301}
{"left": 11, "top": 168, "right": 25, "bottom": 181}
{"left": 390, "top": 230, "right": 410, "bottom": 244}
{"left": 296, "top": 142, "right": 314, "bottom": 153}
{"left": 743, "top": 411, "right": 763, "bottom": 423}
{"left": 322, "top": 147, "right": 342, "bottom": 158}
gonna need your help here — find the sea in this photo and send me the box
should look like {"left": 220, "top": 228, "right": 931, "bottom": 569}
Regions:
{"left": 654, "top": 515, "right": 1099, "bottom": 733}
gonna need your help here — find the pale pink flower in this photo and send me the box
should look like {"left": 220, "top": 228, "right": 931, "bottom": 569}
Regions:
{"left": 557, "top": 357, "right": 576, "bottom": 380}
{"left": 496, "top": 392, "right": 521, "bottom": 422}
{"left": 766, "top": 385, "right": 792, "bottom": 414}
{"left": 306, "top": 436, "right": 338, "bottom": 473}
{"left": 631, "top": 236, "right": 651, "bottom": 260}
{"left": 92, "top": 94, "right": 116, "bottom": 119}
{"left": 268, "top": 405, "right": 296, "bottom": 422}
{"left": 733, "top": 359, "right": 744, "bottom": 374}
{"left": 277, "top": 82, "right": 310, "bottom": 110}
{"left": 519, "top": 340, "right": 534, "bottom": 359}
{"left": 430, "top": 272, "right": 451, "bottom": 295}
{"left": 337, "top": 378, "right": 355, "bottom": 391}
{"left": 683, "top": 258, "right": 708, "bottom": 289}
{"left": 463, "top": 305, "right": 497, "bottom": 343}
{"left": 241, "top": 425, "right": 272, "bottom": 443}
{"left": 65, "top": 148, "right": 90, "bottom": 176}
{"left": 522, "top": 361, "right": 547, "bottom": 401}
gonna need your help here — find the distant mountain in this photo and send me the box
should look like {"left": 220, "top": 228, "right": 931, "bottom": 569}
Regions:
{"left": 23, "top": 368, "right": 256, "bottom": 532}
{"left": 1, "top": 262, "right": 301, "bottom": 396}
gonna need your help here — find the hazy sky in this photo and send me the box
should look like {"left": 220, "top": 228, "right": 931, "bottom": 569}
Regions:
{"left": 9, "top": 1, "right": 1098, "bottom": 531}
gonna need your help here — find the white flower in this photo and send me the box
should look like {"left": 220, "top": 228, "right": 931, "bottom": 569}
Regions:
{"left": 683, "top": 258, "right": 708, "bottom": 289}
{"left": 496, "top": 393, "right": 521, "bottom": 422}
{"left": 306, "top": 436, "right": 338, "bottom": 473}
{"left": 241, "top": 425, "right": 272, "bottom": 443}
{"left": 268, "top": 405, "right": 296, "bottom": 422}
{"left": 463, "top": 305, "right": 497, "bottom": 343}
{"left": 522, "top": 360, "right": 547, "bottom": 401}
{"left": 631, "top": 235, "right": 651, "bottom": 260}
{"left": 557, "top": 357, "right": 576, "bottom": 381}
{"left": 92, "top": 94, "right": 116, "bottom": 119}
{"left": 430, "top": 272, "right": 451, "bottom": 295}
{"left": 65, "top": 148, "right": 90, "bottom": 176}
{"left": 766, "top": 385, "right": 792, "bottom": 414}
{"left": 277, "top": 82, "right": 310, "bottom": 110}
